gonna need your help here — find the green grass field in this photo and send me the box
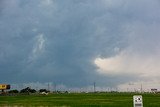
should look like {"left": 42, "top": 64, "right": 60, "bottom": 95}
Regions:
{"left": 0, "top": 92, "right": 160, "bottom": 107}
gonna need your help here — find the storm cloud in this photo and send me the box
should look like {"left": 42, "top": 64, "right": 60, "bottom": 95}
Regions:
{"left": 0, "top": 0, "right": 160, "bottom": 89}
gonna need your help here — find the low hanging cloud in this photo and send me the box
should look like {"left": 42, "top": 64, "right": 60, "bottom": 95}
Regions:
{"left": 95, "top": 51, "right": 160, "bottom": 78}
{"left": 95, "top": 19, "right": 160, "bottom": 82}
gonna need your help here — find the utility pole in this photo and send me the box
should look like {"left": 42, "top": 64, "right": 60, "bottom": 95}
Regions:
{"left": 48, "top": 83, "right": 50, "bottom": 92}
{"left": 93, "top": 82, "right": 96, "bottom": 92}
{"left": 54, "top": 84, "right": 57, "bottom": 92}
{"left": 140, "top": 84, "right": 143, "bottom": 93}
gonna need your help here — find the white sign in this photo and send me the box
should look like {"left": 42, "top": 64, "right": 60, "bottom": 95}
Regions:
{"left": 133, "top": 95, "right": 143, "bottom": 107}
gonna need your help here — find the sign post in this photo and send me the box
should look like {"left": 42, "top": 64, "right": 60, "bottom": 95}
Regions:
{"left": 133, "top": 95, "right": 143, "bottom": 107}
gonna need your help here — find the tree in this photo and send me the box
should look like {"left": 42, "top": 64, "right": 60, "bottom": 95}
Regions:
{"left": 20, "top": 87, "right": 36, "bottom": 94}
{"left": 9, "top": 90, "right": 19, "bottom": 93}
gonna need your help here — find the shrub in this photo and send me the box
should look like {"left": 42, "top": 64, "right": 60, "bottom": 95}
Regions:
{"left": 20, "top": 87, "right": 36, "bottom": 93}
{"left": 9, "top": 90, "right": 19, "bottom": 93}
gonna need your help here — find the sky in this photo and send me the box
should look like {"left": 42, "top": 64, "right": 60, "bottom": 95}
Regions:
{"left": 1, "top": 0, "right": 160, "bottom": 91}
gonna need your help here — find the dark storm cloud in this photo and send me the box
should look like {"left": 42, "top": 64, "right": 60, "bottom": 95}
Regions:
{"left": 1, "top": 0, "right": 159, "bottom": 88}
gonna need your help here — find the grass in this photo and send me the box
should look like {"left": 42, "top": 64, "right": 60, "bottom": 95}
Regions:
{"left": 0, "top": 92, "right": 160, "bottom": 107}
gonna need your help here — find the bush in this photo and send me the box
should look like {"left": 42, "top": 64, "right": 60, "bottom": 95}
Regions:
{"left": 9, "top": 90, "right": 19, "bottom": 93}
{"left": 20, "top": 87, "right": 36, "bottom": 93}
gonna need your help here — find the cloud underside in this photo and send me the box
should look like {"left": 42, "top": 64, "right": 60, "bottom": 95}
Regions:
{"left": 95, "top": 51, "right": 160, "bottom": 78}
{"left": 95, "top": 21, "right": 160, "bottom": 82}
{"left": 94, "top": 35, "right": 160, "bottom": 90}
{"left": 0, "top": 0, "right": 160, "bottom": 88}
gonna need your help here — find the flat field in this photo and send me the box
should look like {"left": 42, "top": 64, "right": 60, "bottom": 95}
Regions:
{"left": 0, "top": 93, "right": 160, "bottom": 107}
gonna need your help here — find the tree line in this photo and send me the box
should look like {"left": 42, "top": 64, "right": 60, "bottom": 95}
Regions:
{"left": 8, "top": 87, "right": 49, "bottom": 94}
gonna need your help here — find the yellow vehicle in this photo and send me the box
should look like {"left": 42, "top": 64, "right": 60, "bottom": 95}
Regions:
{"left": 0, "top": 84, "right": 10, "bottom": 91}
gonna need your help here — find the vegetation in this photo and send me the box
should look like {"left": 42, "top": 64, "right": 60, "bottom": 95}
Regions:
{"left": 20, "top": 87, "right": 36, "bottom": 94}
{"left": 0, "top": 92, "right": 160, "bottom": 107}
{"left": 8, "top": 90, "right": 19, "bottom": 94}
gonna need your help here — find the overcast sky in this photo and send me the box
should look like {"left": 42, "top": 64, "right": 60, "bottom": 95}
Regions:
{"left": 1, "top": 0, "right": 160, "bottom": 90}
